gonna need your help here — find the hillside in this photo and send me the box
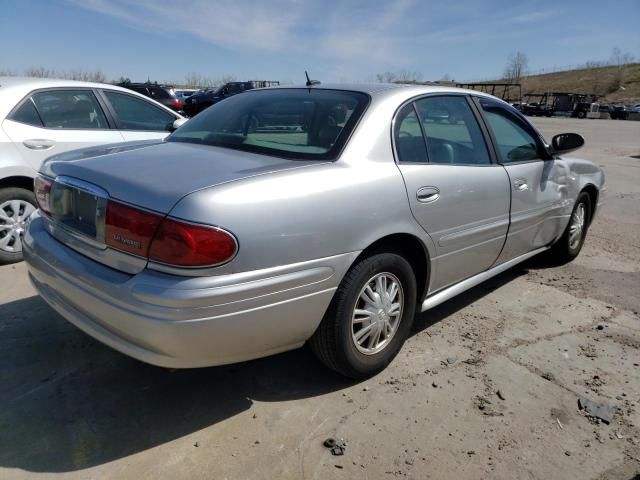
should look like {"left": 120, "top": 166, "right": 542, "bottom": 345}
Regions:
{"left": 515, "top": 63, "right": 640, "bottom": 104}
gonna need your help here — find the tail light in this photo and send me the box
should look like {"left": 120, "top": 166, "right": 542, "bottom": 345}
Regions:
{"left": 105, "top": 201, "right": 163, "bottom": 257}
{"left": 173, "top": 98, "right": 183, "bottom": 110}
{"left": 149, "top": 218, "right": 237, "bottom": 267}
{"left": 105, "top": 200, "right": 237, "bottom": 267}
{"left": 34, "top": 175, "right": 53, "bottom": 216}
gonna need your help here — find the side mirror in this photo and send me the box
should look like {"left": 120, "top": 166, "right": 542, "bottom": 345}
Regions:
{"left": 551, "top": 133, "right": 584, "bottom": 155}
{"left": 168, "top": 118, "right": 188, "bottom": 132}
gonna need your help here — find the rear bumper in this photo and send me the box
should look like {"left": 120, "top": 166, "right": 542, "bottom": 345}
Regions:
{"left": 23, "top": 214, "right": 356, "bottom": 368}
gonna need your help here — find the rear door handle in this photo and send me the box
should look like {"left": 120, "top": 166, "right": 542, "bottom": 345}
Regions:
{"left": 23, "top": 139, "right": 55, "bottom": 150}
{"left": 416, "top": 186, "right": 440, "bottom": 203}
{"left": 513, "top": 179, "right": 528, "bottom": 191}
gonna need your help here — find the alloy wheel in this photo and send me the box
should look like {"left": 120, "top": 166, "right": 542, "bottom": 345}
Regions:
{"left": 568, "top": 202, "right": 585, "bottom": 250}
{"left": 351, "top": 272, "right": 404, "bottom": 355}
{"left": 0, "top": 200, "right": 35, "bottom": 253}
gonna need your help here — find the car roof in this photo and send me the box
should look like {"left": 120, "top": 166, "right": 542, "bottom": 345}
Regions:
{"left": 265, "top": 82, "right": 507, "bottom": 104}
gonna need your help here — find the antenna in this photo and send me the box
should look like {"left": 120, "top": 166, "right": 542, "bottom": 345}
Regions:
{"left": 305, "top": 71, "right": 320, "bottom": 87}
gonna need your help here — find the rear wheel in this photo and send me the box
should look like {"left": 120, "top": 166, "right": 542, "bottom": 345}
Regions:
{"left": 546, "top": 192, "right": 591, "bottom": 265}
{"left": 0, "top": 187, "right": 36, "bottom": 265}
{"left": 577, "top": 111, "right": 586, "bottom": 119}
{"left": 310, "top": 253, "right": 417, "bottom": 378}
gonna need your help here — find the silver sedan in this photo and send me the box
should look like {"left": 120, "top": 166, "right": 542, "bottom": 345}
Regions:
{"left": 23, "top": 84, "right": 605, "bottom": 378}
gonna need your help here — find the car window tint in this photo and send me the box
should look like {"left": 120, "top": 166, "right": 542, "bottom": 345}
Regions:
{"left": 168, "top": 89, "right": 368, "bottom": 160}
{"left": 414, "top": 96, "right": 491, "bottom": 165}
{"left": 394, "top": 103, "right": 428, "bottom": 163}
{"left": 151, "top": 88, "right": 171, "bottom": 99}
{"left": 10, "top": 99, "right": 43, "bottom": 127}
{"left": 32, "top": 90, "right": 108, "bottom": 129}
{"left": 104, "top": 91, "right": 175, "bottom": 131}
{"left": 480, "top": 101, "right": 540, "bottom": 163}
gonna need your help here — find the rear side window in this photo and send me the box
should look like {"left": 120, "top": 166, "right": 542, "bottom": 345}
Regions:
{"left": 394, "top": 103, "right": 428, "bottom": 163}
{"left": 479, "top": 100, "right": 540, "bottom": 163}
{"left": 168, "top": 89, "right": 369, "bottom": 160}
{"left": 10, "top": 99, "right": 43, "bottom": 127}
{"left": 104, "top": 91, "right": 175, "bottom": 131}
{"left": 415, "top": 96, "right": 491, "bottom": 165}
{"left": 32, "top": 90, "right": 109, "bottom": 129}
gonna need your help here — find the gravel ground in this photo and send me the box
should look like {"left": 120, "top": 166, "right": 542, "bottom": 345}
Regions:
{"left": 0, "top": 117, "right": 638, "bottom": 480}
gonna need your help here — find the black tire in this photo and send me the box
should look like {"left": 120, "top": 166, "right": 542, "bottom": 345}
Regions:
{"left": 0, "top": 187, "right": 36, "bottom": 265}
{"left": 577, "top": 111, "right": 586, "bottom": 119}
{"left": 310, "top": 253, "right": 417, "bottom": 379}
{"left": 546, "top": 192, "right": 591, "bottom": 265}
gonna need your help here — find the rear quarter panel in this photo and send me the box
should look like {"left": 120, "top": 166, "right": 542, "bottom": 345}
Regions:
{"left": 169, "top": 159, "right": 432, "bottom": 276}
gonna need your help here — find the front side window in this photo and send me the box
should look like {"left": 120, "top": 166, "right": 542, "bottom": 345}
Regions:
{"left": 168, "top": 89, "right": 369, "bottom": 160}
{"left": 479, "top": 100, "right": 541, "bottom": 163}
{"left": 415, "top": 96, "right": 491, "bottom": 165}
{"left": 31, "top": 90, "right": 109, "bottom": 129}
{"left": 104, "top": 91, "right": 175, "bottom": 131}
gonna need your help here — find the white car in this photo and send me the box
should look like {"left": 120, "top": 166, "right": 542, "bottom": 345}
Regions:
{"left": 0, "top": 77, "right": 186, "bottom": 263}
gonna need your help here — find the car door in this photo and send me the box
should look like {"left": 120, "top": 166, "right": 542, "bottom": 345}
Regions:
{"left": 394, "top": 95, "right": 510, "bottom": 293}
{"left": 99, "top": 90, "right": 178, "bottom": 142}
{"left": 2, "top": 89, "right": 123, "bottom": 172}
{"left": 476, "top": 97, "right": 568, "bottom": 263}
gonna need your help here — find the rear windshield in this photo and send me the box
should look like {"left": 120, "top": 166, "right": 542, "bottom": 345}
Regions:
{"left": 168, "top": 89, "right": 369, "bottom": 160}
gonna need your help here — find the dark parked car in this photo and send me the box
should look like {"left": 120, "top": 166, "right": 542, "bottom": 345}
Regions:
{"left": 611, "top": 105, "right": 629, "bottom": 120}
{"left": 183, "top": 81, "right": 254, "bottom": 117}
{"left": 118, "top": 82, "right": 184, "bottom": 113}
{"left": 598, "top": 104, "right": 615, "bottom": 118}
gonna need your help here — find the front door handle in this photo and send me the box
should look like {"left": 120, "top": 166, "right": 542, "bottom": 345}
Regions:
{"left": 416, "top": 186, "right": 440, "bottom": 203}
{"left": 23, "top": 139, "right": 55, "bottom": 150}
{"left": 513, "top": 179, "right": 528, "bottom": 191}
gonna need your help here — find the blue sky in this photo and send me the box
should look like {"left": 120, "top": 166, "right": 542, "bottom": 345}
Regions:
{"left": 1, "top": 0, "right": 638, "bottom": 84}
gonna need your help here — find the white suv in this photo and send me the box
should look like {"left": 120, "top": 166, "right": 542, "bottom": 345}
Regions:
{"left": 0, "top": 77, "right": 186, "bottom": 263}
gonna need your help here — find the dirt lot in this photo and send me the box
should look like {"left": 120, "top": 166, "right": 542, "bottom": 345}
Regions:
{"left": 1, "top": 117, "right": 639, "bottom": 480}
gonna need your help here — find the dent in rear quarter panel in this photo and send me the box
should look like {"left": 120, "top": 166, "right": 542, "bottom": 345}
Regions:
{"left": 562, "top": 157, "right": 606, "bottom": 223}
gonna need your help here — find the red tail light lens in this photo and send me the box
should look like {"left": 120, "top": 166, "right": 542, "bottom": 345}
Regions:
{"left": 34, "top": 175, "right": 53, "bottom": 216}
{"left": 149, "top": 218, "right": 237, "bottom": 267}
{"left": 104, "top": 200, "right": 237, "bottom": 267}
{"left": 105, "top": 201, "right": 163, "bottom": 257}
{"left": 173, "top": 98, "right": 183, "bottom": 109}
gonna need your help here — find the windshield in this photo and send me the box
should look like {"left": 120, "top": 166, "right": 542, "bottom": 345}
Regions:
{"left": 168, "top": 88, "right": 369, "bottom": 160}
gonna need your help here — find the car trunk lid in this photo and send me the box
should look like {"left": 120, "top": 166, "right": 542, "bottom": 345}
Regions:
{"left": 41, "top": 141, "right": 319, "bottom": 273}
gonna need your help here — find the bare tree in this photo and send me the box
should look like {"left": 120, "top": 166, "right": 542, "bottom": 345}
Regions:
{"left": 0, "top": 67, "right": 17, "bottom": 76}
{"left": 503, "top": 51, "right": 528, "bottom": 84}
{"left": 24, "top": 66, "right": 52, "bottom": 78}
{"left": 396, "top": 69, "right": 423, "bottom": 82}
{"left": 375, "top": 71, "right": 397, "bottom": 83}
{"left": 610, "top": 47, "right": 635, "bottom": 67}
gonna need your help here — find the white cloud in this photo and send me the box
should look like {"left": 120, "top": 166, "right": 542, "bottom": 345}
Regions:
{"left": 69, "top": 0, "right": 305, "bottom": 50}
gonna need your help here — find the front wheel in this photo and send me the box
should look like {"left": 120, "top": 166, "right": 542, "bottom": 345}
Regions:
{"left": 309, "top": 253, "right": 417, "bottom": 379}
{"left": 0, "top": 187, "right": 37, "bottom": 265}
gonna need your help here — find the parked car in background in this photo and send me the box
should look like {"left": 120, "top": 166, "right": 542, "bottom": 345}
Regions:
{"left": 598, "top": 104, "right": 615, "bottom": 118}
{"left": 0, "top": 76, "right": 186, "bottom": 264}
{"left": 183, "top": 81, "right": 254, "bottom": 116}
{"left": 24, "top": 84, "right": 604, "bottom": 378}
{"left": 175, "top": 89, "right": 197, "bottom": 101}
{"left": 118, "top": 82, "right": 184, "bottom": 113}
{"left": 611, "top": 105, "right": 629, "bottom": 120}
